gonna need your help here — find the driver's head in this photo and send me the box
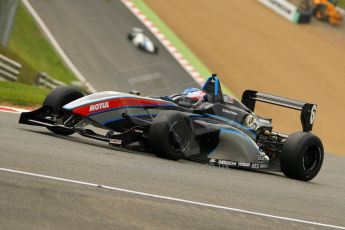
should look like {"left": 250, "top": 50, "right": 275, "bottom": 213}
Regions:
{"left": 179, "top": 88, "right": 206, "bottom": 108}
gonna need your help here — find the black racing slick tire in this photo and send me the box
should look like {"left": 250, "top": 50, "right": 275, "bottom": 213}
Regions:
{"left": 153, "top": 46, "right": 159, "bottom": 54}
{"left": 43, "top": 86, "right": 84, "bottom": 136}
{"left": 313, "top": 4, "right": 328, "bottom": 21}
{"left": 280, "top": 132, "right": 324, "bottom": 181}
{"left": 149, "top": 111, "right": 194, "bottom": 160}
{"left": 127, "top": 33, "right": 134, "bottom": 41}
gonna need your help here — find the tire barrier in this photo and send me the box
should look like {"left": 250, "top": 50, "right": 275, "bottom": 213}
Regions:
{"left": 0, "top": 54, "right": 21, "bottom": 82}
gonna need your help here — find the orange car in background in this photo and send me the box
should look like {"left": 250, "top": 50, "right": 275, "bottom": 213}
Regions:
{"left": 313, "top": 0, "right": 343, "bottom": 25}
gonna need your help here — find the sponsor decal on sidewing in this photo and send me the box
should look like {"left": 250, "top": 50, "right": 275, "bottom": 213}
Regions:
{"left": 213, "top": 159, "right": 267, "bottom": 169}
{"left": 251, "top": 164, "right": 260, "bottom": 169}
{"left": 258, "top": 156, "right": 265, "bottom": 161}
{"left": 217, "top": 159, "right": 238, "bottom": 167}
{"left": 238, "top": 162, "right": 251, "bottom": 168}
{"left": 260, "top": 163, "right": 269, "bottom": 169}
{"left": 89, "top": 101, "right": 110, "bottom": 112}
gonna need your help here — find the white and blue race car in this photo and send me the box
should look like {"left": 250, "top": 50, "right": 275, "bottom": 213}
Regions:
{"left": 128, "top": 28, "right": 158, "bottom": 54}
{"left": 19, "top": 74, "right": 324, "bottom": 181}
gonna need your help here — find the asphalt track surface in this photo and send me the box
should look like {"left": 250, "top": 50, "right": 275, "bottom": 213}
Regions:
{"left": 28, "top": 0, "right": 197, "bottom": 95}
{"left": 1, "top": 111, "right": 345, "bottom": 229}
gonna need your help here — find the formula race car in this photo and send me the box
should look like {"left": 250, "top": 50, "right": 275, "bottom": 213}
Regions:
{"left": 127, "top": 28, "right": 158, "bottom": 54}
{"left": 19, "top": 74, "right": 324, "bottom": 181}
{"left": 313, "top": 0, "right": 343, "bottom": 25}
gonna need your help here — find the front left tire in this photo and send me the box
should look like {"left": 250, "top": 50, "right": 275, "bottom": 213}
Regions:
{"left": 127, "top": 33, "right": 134, "bottom": 40}
{"left": 43, "top": 86, "right": 84, "bottom": 135}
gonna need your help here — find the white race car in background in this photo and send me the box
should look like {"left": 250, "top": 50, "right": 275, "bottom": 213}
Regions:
{"left": 128, "top": 28, "right": 159, "bottom": 54}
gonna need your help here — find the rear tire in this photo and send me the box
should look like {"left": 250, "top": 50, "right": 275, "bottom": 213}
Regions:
{"left": 314, "top": 4, "right": 328, "bottom": 21}
{"left": 149, "top": 111, "right": 194, "bottom": 160}
{"left": 153, "top": 46, "right": 159, "bottom": 54}
{"left": 43, "top": 86, "right": 84, "bottom": 135}
{"left": 280, "top": 132, "right": 324, "bottom": 181}
{"left": 127, "top": 33, "right": 134, "bottom": 40}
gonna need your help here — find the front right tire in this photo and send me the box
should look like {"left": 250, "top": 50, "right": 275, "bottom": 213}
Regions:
{"left": 149, "top": 111, "right": 195, "bottom": 160}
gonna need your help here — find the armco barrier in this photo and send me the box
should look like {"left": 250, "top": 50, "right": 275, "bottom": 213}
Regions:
{"left": 0, "top": 54, "right": 21, "bottom": 81}
{"left": 35, "top": 72, "right": 89, "bottom": 93}
{"left": 35, "top": 72, "right": 65, "bottom": 89}
{"left": 257, "top": 0, "right": 312, "bottom": 24}
{"left": 0, "top": 55, "right": 87, "bottom": 92}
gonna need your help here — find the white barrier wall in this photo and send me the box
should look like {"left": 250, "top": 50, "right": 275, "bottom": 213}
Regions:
{"left": 336, "top": 7, "right": 345, "bottom": 16}
{"left": 257, "top": 0, "right": 300, "bottom": 23}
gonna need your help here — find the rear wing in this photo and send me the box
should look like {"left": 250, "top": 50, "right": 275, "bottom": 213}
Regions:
{"left": 241, "top": 90, "right": 317, "bottom": 132}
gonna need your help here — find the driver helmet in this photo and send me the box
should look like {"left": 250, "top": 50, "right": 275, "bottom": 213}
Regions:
{"left": 180, "top": 88, "right": 206, "bottom": 107}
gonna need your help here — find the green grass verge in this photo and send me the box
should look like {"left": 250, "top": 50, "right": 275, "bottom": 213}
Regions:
{"left": 338, "top": 0, "right": 345, "bottom": 9}
{"left": 8, "top": 4, "right": 75, "bottom": 84}
{"left": 0, "top": 81, "right": 49, "bottom": 106}
{"left": 133, "top": 0, "right": 233, "bottom": 96}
